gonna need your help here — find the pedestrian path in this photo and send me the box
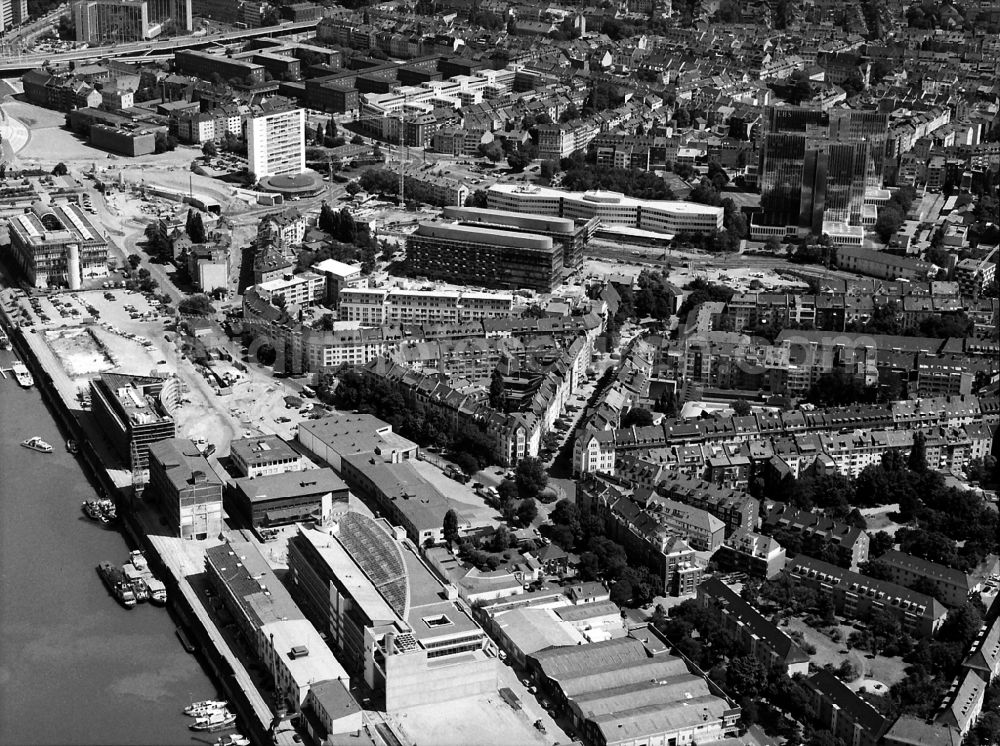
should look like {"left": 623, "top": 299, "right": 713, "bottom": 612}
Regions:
{"left": 0, "top": 103, "right": 30, "bottom": 154}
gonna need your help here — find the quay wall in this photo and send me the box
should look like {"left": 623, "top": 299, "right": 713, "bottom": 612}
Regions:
{"left": 0, "top": 313, "right": 284, "bottom": 746}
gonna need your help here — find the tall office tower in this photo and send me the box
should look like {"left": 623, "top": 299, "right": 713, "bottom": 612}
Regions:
{"left": 73, "top": 0, "right": 190, "bottom": 42}
{"left": 246, "top": 103, "right": 306, "bottom": 179}
{"left": 145, "top": 0, "right": 192, "bottom": 33}
{"left": 758, "top": 107, "right": 889, "bottom": 233}
{"left": 11, "top": 0, "right": 28, "bottom": 25}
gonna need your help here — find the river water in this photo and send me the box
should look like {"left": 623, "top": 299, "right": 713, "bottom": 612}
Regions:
{"left": 0, "top": 351, "right": 219, "bottom": 746}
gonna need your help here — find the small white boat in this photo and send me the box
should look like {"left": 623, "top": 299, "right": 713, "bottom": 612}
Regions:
{"left": 189, "top": 710, "right": 236, "bottom": 732}
{"left": 21, "top": 436, "right": 53, "bottom": 453}
{"left": 11, "top": 361, "right": 33, "bottom": 388}
{"left": 215, "top": 735, "right": 250, "bottom": 746}
{"left": 184, "top": 700, "right": 228, "bottom": 716}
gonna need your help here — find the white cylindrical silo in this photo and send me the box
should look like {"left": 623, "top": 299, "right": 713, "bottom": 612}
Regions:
{"left": 67, "top": 243, "right": 81, "bottom": 290}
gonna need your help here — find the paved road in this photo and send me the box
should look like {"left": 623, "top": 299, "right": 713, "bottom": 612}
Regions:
{"left": 0, "top": 19, "right": 320, "bottom": 73}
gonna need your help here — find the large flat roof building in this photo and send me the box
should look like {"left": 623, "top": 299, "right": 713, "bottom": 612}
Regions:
{"left": 527, "top": 634, "right": 740, "bottom": 746}
{"left": 89, "top": 371, "right": 177, "bottom": 471}
{"left": 440, "top": 205, "right": 597, "bottom": 270}
{"left": 287, "top": 515, "right": 498, "bottom": 712}
{"left": 205, "top": 538, "right": 358, "bottom": 720}
{"left": 486, "top": 184, "right": 724, "bottom": 236}
{"left": 297, "top": 413, "right": 418, "bottom": 472}
{"left": 8, "top": 200, "right": 109, "bottom": 289}
{"left": 406, "top": 222, "right": 564, "bottom": 292}
{"left": 148, "top": 437, "right": 223, "bottom": 540}
{"left": 230, "top": 468, "right": 349, "bottom": 528}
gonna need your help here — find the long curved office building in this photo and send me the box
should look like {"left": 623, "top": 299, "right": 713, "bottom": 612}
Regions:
{"left": 486, "top": 184, "right": 724, "bottom": 236}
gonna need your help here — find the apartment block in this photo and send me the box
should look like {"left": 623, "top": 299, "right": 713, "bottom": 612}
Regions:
{"left": 246, "top": 104, "right": 305, "bottom": 178}
{"left": 763, "top": 502, "right": 870, "bottom": 569}
{"left": 338, "top": 287, "right": 514, "bottom": 326}
{"left": 174, "top": 49, "right": 264, "bottom": 86}
{"left": 713, "top": 528, "right": 788, "bottom": 579}
{"left": 786, "top": 556, "right": 947, "bottom": 638}
{"left": 644, "top": 496, "right": 726, "bottom": 551}
{"left": 255, "top": 271, "right": 325, "bottom": 308}
{"left": 876, "top": 550, "right": 979, "bottom": 607}
{"left": 806, "top": 669, "right": 889, "bottom": 746}
{"left": 655, "top": 473, "right": 760, "bottom": 536}
{"left": 697, "top": 578, "right": 811, "bottom": 676}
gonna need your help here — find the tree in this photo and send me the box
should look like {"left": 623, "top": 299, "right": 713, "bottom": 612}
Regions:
{"left": 540, "top": 160, "right": 558, "bottom": 180}
{"left": 478, "top": 141, "right": 504, "bottom": 162}
{"left": 57, "top": 13, "right": 75, "bottom": 40}
{"left": 489, "top": 369, "right": 505, "bottom": 411}
{"left": 443, "top": 508, "right": 459, "bottom": 545}
{"left": 154, "top": 132, "right": 177, "bottom": 154}
{"left": 201, "top": 141, "right": 217, "bottom": 158}
{"left": 186, "top": 210, "right": 206, "bottom": 243}
{"left": 610, "top": 577, "right": 633, "bottom": 606}
{"left": 350, "top": 135, "right": 364, "bottom": 145}
{"left": 515, "top": 457, "right": 548, "bottom": 497}
{"left": 127, "top": 254, "right": 142, "bottom": 270}
{"left": 51, "top": 162, "right": 68, "bottom": 176}
{"left": 517, "top": 497, "right": 538, "bottom": 527}
{"left": 314, "top": 123, "right": 325, "bottom": 145}
{"left": 909, "top": 431, "right": 928, "bottom": 473}
{"left": 550, "top": 499, "right": 580, "bottom": 534}
{"left": 465, "top": 190, "right": 488, "bottom": 208}
{"left": 653, "top": 390, "right": 678, "bottom": 417}
{"left": 874, "top": 204, "right": 905, "bottom": 243}
{"left": 732, "top": 400, "right": 752, "bottom": 416}
{"left": 319, "top": 202, "right": 338, "bottom": 234}
{"left": 178, "top": 294, "right": 215, "bottom": 316}
{"left": 726, "top": 655, "right": 768, "bottom": 699}
{"left": 621, "top": 408, "right": 654, "bottom": 427}
{"left": 507, "top": 150, "right": 530, "bottom": 172}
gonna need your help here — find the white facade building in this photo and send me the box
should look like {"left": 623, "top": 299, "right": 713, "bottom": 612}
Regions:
{"left": 247, "top": 106, "right": 306, "bottom": 179}
{"left": 338, "top": 287, "right": 514, "bottom": 326}
{"left": 256, "top": 271, "right": 325, "bottom": 307}
{"left": 487, "top": 184, "right": 724, "bottom": 235}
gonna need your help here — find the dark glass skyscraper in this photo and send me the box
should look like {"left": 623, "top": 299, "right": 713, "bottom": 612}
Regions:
{"left": 758, "top": 107, "right": 889, "bottom": 232}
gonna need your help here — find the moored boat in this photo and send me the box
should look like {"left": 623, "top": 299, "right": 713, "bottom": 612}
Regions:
{"left": 0, "top": 328, "right": 10, "bottom": 349}
{"left": 11, "top": 361, "right": 33, "bottom": 388}
{"left": 215, "top": 734, "right": 250, "bottom": 746}
{"left": 184, "top": 700, "right": 228, "bottom": 715}
{"left": 189, "top": 710, "right": 236, "bottom": 732}
{"left": 66, "top": 439, "right": 79, "bottom": 454}
{"left": 122, "top": 563, "right": 149, "bottom": 603}
{"left": 186, "top": 703, "right": 228, "bottom": 718}
{"left": 127, "top": 550, "right": 167, "bottom": 604}
{"left": 145, "top": 576, "right": 168, "bottom": 605}
{"left": 81, "top": 498, "right": 116, "bottom": 523}
{"left": 21, "top": 436, "right": 52, "bottom": 453}
{"left": 96, "top": 561, "right": 136, "bottom": 609}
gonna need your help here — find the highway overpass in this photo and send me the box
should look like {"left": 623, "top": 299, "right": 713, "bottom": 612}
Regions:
{"left": 0, "top": 19, "right": 320, "bottom": 75}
